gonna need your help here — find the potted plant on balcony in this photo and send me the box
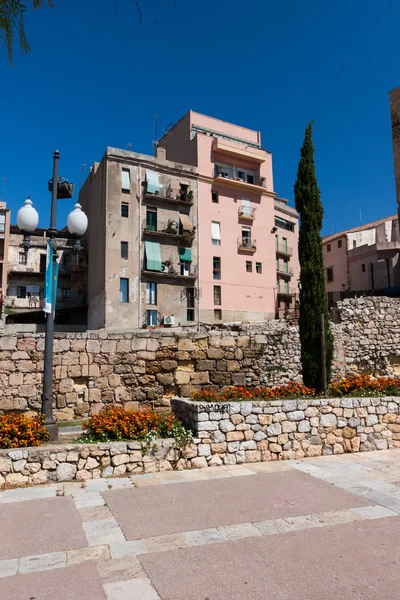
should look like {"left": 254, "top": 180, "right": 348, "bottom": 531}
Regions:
{"left": 260, "top": 176, "right": 266, "bottom": 187}
{"left": 167, "top": 219, "right": 178, "bottom": 234}
{"left": 187, "top": 190, "right": 193, "bottom": 201}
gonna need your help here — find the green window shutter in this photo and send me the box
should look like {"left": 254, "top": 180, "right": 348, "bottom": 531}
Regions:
{"left": 145, "top": 241, "right": 162, "bottom": 271}
{"left": 179, "top": 248, "right": 192, "bottom": 262}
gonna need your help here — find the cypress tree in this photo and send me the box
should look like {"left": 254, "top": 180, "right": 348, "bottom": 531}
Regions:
{"left": 294, "top": 122, "right": 333, "bottom": 391}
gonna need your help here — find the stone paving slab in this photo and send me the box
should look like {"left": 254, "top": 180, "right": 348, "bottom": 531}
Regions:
{"left": 0, "top": 563, "right": 107, "bottom": 600}
{"left": 0, "top": 496, "right": 87, "bottom": 560}
{"left": 102, "top": 469, "right": 370, "bottom": 540}
{"left": 139, "top": 516, "right": 400, "bottom": 600}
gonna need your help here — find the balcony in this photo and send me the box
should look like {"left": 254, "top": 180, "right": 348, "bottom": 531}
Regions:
{"left": 277, "top": 287, "right": 296, "bottom": 297}
{"left": 276, "top": 244, "right": 293, "bottom": 257}
{"left": 276, "top": 264, "right": 293, "bottom": 277}
{"left": 142, "top": 220, "right": 195, "bottom": 246}
{"left": 238, "top": 207, "right": 256, "bottom": 221}
{"left": 237, "top": 237, "right": 257, "bottom": 253}
{"left": 142, "top": 262, "right": 197, "bottom": 283}
{"left": 214, "top": 166, "right": 266, "bottom": 193}
{"left": 143, "top": 186, "right": 194, "bottom": 206}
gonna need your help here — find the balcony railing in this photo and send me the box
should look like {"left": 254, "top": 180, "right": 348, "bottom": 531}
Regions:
{"left": 237, "top": 237, "right": 257, "bottom": 252}
{"left": 277, "top": 286, "right": 296, "bottom": 296}
{"left": 276, "top": 265, "right": 294, "bottom": 277}
{"left": 142, "top": 220, "right": 195, "bottom": 244}
{"left": 238, "top": 207, "right": 256, "bottom": 220}
{"left": 276, "top": 244, "right": 293, "bottom": 256}
{"left": 143, "top": 185, "right": 194, "bottom": 205}
{"left": 142, "top": 262, "right": 197, "bottom": 281}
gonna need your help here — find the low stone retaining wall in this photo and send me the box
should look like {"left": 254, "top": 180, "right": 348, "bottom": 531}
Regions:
{"left": 171, "top": 396, "right": 400, "bottom": 463}
{"left": 2, "top": 395, "right": 400, "bottom": 488}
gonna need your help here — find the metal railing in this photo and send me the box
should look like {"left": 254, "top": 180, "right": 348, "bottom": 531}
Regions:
{"left": 237, "top": 237, "right": 257, "bottom": 250}
{"left": 276, "top": 243, "right": 293, "bottom": 256}
{"left": 238, "top": 206, "right": 256, "bottom": 219}
{"left": 142, "top": 219, "right": 194, "bottom": 236}
{"left": 276, "top": 264, "right": 294, "bottom": 276}
{"left": 277, "top": 286, "right": 296, "bottom": 295}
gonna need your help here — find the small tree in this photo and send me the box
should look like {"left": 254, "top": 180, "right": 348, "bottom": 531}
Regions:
{"left": 294, "top": 122, "right": 333, "bottom": 391}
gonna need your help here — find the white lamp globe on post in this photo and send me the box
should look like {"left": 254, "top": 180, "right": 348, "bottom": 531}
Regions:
{"left": 17, "top": 197, "right": 39, "bottom": 233}
{"left": 67, "top": 203, "right": 88, "bottom": 236}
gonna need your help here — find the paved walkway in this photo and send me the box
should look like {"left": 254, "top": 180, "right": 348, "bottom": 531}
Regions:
{"left": 2, "top": 450, "right": 400, "bottom": 599}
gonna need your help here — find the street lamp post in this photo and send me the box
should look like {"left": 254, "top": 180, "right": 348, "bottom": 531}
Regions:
{"left": 16, "top": 150, "right": 88, "bottom": 441}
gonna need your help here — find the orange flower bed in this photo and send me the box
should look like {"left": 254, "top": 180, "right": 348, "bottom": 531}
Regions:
{"left": 191, "top": 382, "right": 315, "bottom": 402}
{"left": 83, "top": 405, "right": 181, "bottom": 441}
{"left": 0, "top": 413, "right": 50, "bottom": 449}
{"left": 328, "top": 374, "right": 400, "bottom": 397}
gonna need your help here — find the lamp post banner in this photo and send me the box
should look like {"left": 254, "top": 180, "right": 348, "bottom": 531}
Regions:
{"left": 43, "top": 241, "right": 53, "bottom": 314}
{"left": 53, "top": 258, "right": 59, "bottom": 316}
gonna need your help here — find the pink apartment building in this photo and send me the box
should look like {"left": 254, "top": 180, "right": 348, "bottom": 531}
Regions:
{"left": 323, "top": 215, "right": 400, "bottom": 305}
{"left": 159, "top": 111, "right": 299, "bottom": 322}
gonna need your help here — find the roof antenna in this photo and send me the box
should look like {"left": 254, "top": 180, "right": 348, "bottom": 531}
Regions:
{"left": 79, "top": 164, "right": 86, "bottom": 191}
{"left": 126, "top": 142, "right": 132, "bottom": 151}
{"left": 152, "top": 113, "right": 158, "bottom": 150}
{"left": 359, "top": 209, "right": 362, "bottom": 225}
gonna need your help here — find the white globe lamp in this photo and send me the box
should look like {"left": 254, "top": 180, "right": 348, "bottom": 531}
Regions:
{"left": 67, "top": 203, "right": 88, "bottom": 236}
{"left": 17, "top": 197, "right": 39, "bottom": 232}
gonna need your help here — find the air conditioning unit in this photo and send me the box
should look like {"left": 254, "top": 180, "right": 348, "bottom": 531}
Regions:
{"left": 164, "top": 315, "right": 174, "bottom": 325}
{"left": 162, "top": 264, "right": 169, "bottom": 273}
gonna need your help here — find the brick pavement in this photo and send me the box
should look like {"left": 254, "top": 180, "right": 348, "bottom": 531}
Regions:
{"left": 2, "top": 450, "right": 400, "bottom": 599}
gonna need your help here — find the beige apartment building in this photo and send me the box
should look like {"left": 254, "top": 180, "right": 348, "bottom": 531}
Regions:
{"left": 0, "top": 202, "right": 10, "bottom": 316}
{"left": 323, "top": 215, "right": 400, "bottom": 304}
{"left": 5, "top": 226, "right": 87, "bottom": 325}
{"left": 79, "top": 148, "right": 198, "bottom": 330}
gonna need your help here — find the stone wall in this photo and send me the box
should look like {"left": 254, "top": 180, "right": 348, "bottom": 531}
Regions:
{"left": 1, "top": 394, "right": 400, "bottom": 489}
{"left": 0, "top": 297, "right": 400, "bottom": 419}
{"left": 172, "top": 395, "right": 400, "bottom": 463}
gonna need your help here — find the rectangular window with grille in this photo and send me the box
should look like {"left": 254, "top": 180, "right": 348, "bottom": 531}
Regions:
{"left": 213, "top": 285, "right": 221, "bottom": 305}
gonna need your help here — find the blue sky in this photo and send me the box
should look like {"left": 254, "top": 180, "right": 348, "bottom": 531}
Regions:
{"left": 2, "top": 0, "right": 399, "bottom": 234}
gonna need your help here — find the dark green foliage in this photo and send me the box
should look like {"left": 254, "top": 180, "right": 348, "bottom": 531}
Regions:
{"left": 0, "top": 0, "right": 53, "bottom": 64}
{"left": 294, "top": 122, "right": 333, "bottom": 391}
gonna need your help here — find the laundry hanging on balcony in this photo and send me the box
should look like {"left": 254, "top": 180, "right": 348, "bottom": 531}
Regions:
{"left": 146, "top": 171, "right": 161, "bottom": 195}
{"left": 145, "top": 241, "right": 162, "bottom": 271}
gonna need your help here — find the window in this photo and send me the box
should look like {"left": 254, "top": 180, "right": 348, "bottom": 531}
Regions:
{"left": 361, "top": 264, "right": 366, "bottom": 273}
{"left": 180, "top": 261, "right": 191, "bottom": 276}
{"left": 282, "top": 237, "right": 288, "bottom": 252}
{"left": 214, "top": 309, "right": 222, "bottom": 321}
{"left": 338, "top": 240, "right": 343, "bottom": 249}
{"left": 0, "top": 213, "right": 5, "bottom": 233}
{"left": 211, "top": 222, "right": 221, "bottom": 246}
{"left": 212, "top": 191, "right": 219, "bottom": 204}
{"left": 121, "top": 242, "right": 129, "bottom": 260}
{"left": 146, "top": 208, "right": 157, "bottom": 231}
{"left": 353, "top": 240, "right": 357, "bottom": 249}
{"left": 275, "top": 216, "right": 294, "bottom": 232}
{"left": 275, "top": 235, "right": 279, "bottom": 249}
{"left": 121, "top": 202, "right": 129, "bottom": 218}
{"left": 236, "top": 168, "right": 255, "bottom": 184}
{"left": 121, "top": 168, "right": 130, "bottom": 192}
{"left": 256, "top": 262, "right": 262, "bottom": 274}
{"left": 284, "top": 280, "right": 289, "bottom": 294}
{"left": 146, "top": 282, "right": 157, "bottom": 305}
{"left": 283, "top": 260, "right": 289, "bottom": 273}
{"left": 187, "top": 288, "right": 195, "bottom": 322}
{"left": 214, "top": 285, "right": 221, "bottom": 305}
{"left": 327, "top": 244, "right": 331, "bottom": 252}
{"left": 19, "top": 252, "right": 27, "bottom": 265}
{"left": 180, "top": 183, "right": 189, "bottom": 201}
{"left": 241, "top": 226, "right": 251, "bottom": 248}
{"left": 241, "top": 199, "right": 251, "bottom": 217}
{"left": 277, "top": 279, "right": 281, "bottom": 293}
{"left": 326, "top": 268, "right": 333, "bottom": 283}
{"left": 147, "top": 310, "right": 157, "bottom": 326}
{"left": 120, "top": 278, "right": 129, "bottom": 303}
{"left": 62, "top": 288, "right": 71, "bottom": 299}
{"left": 17, "top": 286, "right": 26, "bottom": 298}
{"left": 213, "top": 257, "right": 221, "bottom": 280}
{"left": 246, "top": 261, "right": 252, "bottom": 273}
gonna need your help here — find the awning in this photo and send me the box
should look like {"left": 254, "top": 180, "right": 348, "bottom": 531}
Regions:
{"left": 146, "top": 170, "right": 161, "bottom": 195}
{"left": 145, "top": 241, "right": 162, "bottom": 271}
{"left": 179, "top": 248, "right": 192, "bottom": 262}
{"left": 179, "top": 214, "right": 193, "bottom": 232}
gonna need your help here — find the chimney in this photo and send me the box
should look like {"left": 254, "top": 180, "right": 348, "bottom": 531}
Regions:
{"left": 156, "top": 145, "right": 166, "bottom": 161}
